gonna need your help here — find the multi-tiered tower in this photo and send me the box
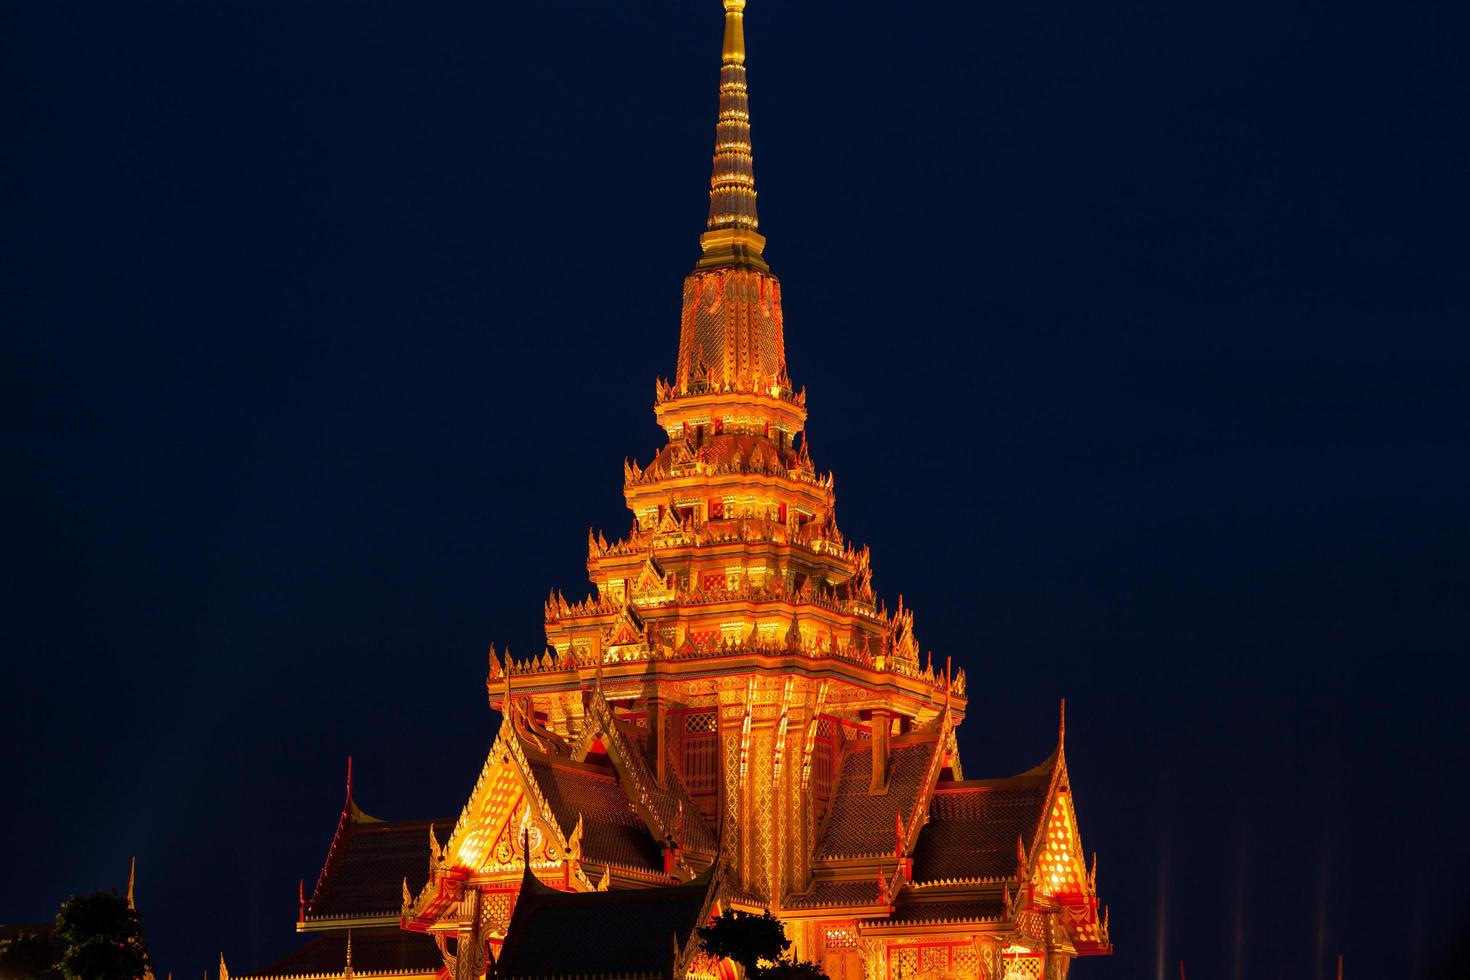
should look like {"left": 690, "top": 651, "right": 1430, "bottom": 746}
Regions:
{"left": 233, "top": 4, "right": 1111, "bottom": 980}
{"left": 481, "top": 0, "right": 960, "bottom": 911}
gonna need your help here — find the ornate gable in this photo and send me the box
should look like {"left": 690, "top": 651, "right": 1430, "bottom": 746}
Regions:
{"left": 1031, "top": 783, "right": 1087, "bottom": 900}
{"left": 630, "top": 554, "right": 672, "bottom": 605}
{"left": 403, "top": 721, "right": 593, "bottom": 931}
{"left": 1015, "top": 706, "right": 1112, "bottom": 958}
{"left": 604, "top": 604, "right": 646, "bottom": 651}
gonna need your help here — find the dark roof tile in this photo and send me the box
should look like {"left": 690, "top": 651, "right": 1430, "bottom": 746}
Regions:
{"left": 527, "top": 759, "right": 665, "bottom": 875}
{"left": 910, "top": 777, "right": 1050, "bottom": 883}
{"left": 306, "top": 816, "right": 449, "bottom": 920}
{"left": 869, "top": 898, "right": 1006, "bottom": 926}
{"left": 815, "top": 741, "right": 936, "bottom": 861}
{"left": 239, "top": 928, "right": 440, "bottom": 978}
{"left": 494, "top": 875, "right": 710, "bottom": 980}
{"left": 783, "top": 880, "right": 882, "bottom": 910}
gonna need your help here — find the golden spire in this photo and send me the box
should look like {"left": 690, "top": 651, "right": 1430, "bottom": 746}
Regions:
{"left": 698, "top": 0, "right": 767, "bottom": 270}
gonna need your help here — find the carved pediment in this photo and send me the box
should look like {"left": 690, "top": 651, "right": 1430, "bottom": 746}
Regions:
{"left": 630, "top": 555, "right": 674, "bottom": 608}
{"left": 604, "top": 604, "right": 646, "bottom": 649}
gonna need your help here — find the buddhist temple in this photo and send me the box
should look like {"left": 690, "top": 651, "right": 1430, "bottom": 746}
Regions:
{"left": 229, "top": 2, "right": 1111, "bottom": 978}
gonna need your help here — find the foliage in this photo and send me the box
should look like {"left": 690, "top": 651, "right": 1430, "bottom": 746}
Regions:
{"left": 0, "top": 930, "right": 65, "bottom": 980}
{"left": 53, "top": 893, "right": 151, "bottom": 980}
{"left": 696, "top": 909, "right": 827, "bottom": 980}
{"left": 754, "top": 960, "right": 827, "bottom": 980}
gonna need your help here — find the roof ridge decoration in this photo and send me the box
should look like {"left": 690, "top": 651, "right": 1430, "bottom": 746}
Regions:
{"left": 503, "top": 725, "right": 592, "bottom": 888}
{"left": 426, "top": 823, "right": 446, "bottom": 878}
{"left": 486, "top": 643, "right": 503, "bottom": 685}
{"left": 343, "top": 757, "right": 382, "bottom": 824}
{"left": 672, "top": 862, "right": 726, "bottom": 977}
{"left": 941, "top": 723, "right": 964, "bottom": 782}
{"left": 305, "top": 758, "right": 369, "bottom": 920}
{"left": 900, "top": 705, "right": 952, "bottom": 863}
{"left": 568, "top": 812, "right": 585, "bottom": 866}
{"left": 583, "top": 685, "right": 714, "bottom": 869}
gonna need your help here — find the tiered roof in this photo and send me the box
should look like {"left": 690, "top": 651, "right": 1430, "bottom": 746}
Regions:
{"left": 231, "top": 768, "right": 450, "bottom": 980}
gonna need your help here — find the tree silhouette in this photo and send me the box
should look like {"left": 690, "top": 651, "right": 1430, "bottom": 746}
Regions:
{"left": 53, "top": 893, "right": 151, "bottom": 980}
{"left": 696, "top": 909, "right": 826, "bottom": 979}
{"left": 754, "top": 960, "right": 827, "bottom": 980}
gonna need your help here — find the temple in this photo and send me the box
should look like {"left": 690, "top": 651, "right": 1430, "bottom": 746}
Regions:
{"left": 229, "top": 2, "right": 1110, "bottom": 978}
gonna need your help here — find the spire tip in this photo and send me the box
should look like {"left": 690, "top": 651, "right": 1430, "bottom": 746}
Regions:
{"left": 699, "top": 0, "right": 765, "bottom": 269}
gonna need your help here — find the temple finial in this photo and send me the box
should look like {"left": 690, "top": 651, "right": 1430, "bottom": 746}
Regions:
{"left": 127, "top": 856, "right": 137, "bottom": 909}
{"left": 721, "top": 0, "right": 747, "bottom": 64}
{"left": 699, "top": 0, "right": 767, "bottom": 270}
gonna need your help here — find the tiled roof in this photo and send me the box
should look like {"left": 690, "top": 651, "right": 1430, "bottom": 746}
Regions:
{"left": 494, "top": 873, "right": 711, "bottom": 980}
{"left": 720, "top": 879, "right": 772, "bottom": 909}
{"left": 910, "top": 774, "right": 1050, "bottom": 884}
{"left": 783, "top": 879, "right": 882, "bottom": 911}
{"left": 526, "top": 758, "right": 664, "bottom": 875}
{"left": 306, "top": 814, "right": 449, "bottom": 920}
{"left": 815, "top": 741, "right": 937, "bottom": 860}
{"left": 238, "top": 928, "right": 440, "bottom": 978}
{"left": 581, "top": 695, "right": 718, "bottom": 859}
{"left": 869, "top": 898, "right": 1007, "bottom": 927}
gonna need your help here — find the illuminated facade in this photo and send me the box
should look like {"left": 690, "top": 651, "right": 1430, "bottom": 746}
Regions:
{"left": 233, "top": 3, "right": 1110, "bottom": 979}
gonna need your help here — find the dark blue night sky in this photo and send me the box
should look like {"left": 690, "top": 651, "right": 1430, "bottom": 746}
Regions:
{"left": 3, "top": 1, "right": 1467, "bottom": 978}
